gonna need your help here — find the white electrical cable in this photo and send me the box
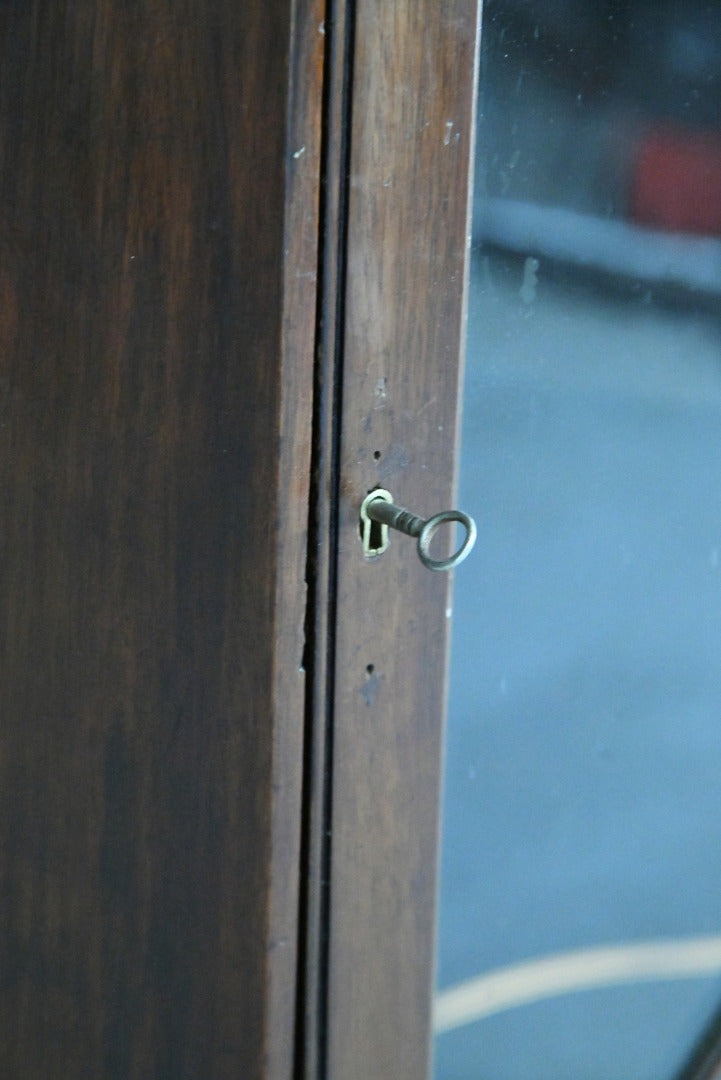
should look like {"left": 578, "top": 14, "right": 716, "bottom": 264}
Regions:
{"left": 434, "top": 937, "right": 721, "bottom": 1034}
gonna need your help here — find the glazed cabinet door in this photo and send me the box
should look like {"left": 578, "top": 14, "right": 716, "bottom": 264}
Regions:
{"left": 0, "top": 2, "right": 479, "bottom": 1077}
{"left": 302, "top": 3, "right": 481, "bottom": 1079}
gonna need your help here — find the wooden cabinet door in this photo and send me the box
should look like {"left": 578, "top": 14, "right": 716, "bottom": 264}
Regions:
{"left": 0, "top": 3, "right": 323, "bottom": 1077}
{"left": 302, "top": 3, "right": 481, "bottom": 1078}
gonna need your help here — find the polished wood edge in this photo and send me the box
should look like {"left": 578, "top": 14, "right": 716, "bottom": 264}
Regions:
{"left": 427, "top": 2, "right": 483, "bottom": 1053}
{"left": 266, "top": 0, "right": 326, "bottom": 1076}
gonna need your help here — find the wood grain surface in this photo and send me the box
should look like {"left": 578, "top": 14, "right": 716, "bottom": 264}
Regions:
{"left": 323, "top": 2, "right": 481, "bottom": 1078}
{"left": 0, "top": 3, "right": 322, "bottom": 1077}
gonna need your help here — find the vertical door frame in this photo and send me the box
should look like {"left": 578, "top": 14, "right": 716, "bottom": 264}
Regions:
{"left": 301, "top": 2, "right": 482, "bottom": 1076}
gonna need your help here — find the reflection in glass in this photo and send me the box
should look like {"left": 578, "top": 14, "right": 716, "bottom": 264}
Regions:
{"left": 435, "top": 3, "right": 721, "bottom": 1078}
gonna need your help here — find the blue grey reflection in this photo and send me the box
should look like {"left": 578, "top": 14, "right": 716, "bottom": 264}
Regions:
{"left": 435, "top": 1, "right": 721, "bottom": 1078}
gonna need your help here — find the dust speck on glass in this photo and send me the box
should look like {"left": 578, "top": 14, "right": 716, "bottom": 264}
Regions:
{"left": 434, "top": 2, "right": 721, "bottom": 1078}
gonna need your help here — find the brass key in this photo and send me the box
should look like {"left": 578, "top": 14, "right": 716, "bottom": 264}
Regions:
{"left": 360, "top": 489, "right": 476, "bottom": 572}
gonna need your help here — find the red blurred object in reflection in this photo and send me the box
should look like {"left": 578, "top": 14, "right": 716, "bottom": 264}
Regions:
{"left": 629, "top": 127, "right": 721, "bottom": 237}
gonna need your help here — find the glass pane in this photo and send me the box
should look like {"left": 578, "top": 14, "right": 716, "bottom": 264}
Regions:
{"left": 435, "top": 3, "right": 721, "bottom": 1078}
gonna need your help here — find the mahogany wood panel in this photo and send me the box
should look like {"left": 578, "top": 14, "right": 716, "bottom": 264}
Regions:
{"left": 324, "top": 2, "right": 480, "bottom": 1078}
{"left": 0, "top": 2, "right": 322, "bottom": 1077}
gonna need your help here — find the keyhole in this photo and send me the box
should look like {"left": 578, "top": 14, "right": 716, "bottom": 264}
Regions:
{"left": 361, "top": 515, "right": 386, "bottom": 555}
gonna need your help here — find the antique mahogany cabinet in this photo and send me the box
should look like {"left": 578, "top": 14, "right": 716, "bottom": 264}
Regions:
{"left": 0, "top": 2, "right": 480, "bottom": 1077}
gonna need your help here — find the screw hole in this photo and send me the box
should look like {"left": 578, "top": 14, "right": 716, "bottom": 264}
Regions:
{"left": 373, "top": 450, "right": 381, "bottom": 460}
{"left": 366, "top": 664, "right": 375, "bottom": 675}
